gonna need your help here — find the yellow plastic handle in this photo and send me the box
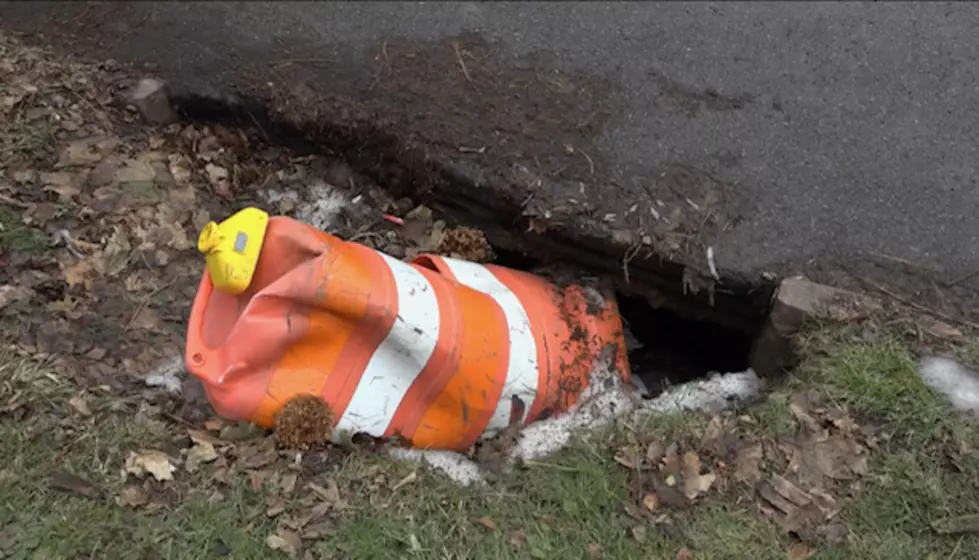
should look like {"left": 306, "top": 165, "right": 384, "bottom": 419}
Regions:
{"left": 197, "top": 207, "right": 269, "bottom": 296}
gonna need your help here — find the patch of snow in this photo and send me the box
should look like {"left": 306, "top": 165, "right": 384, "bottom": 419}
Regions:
{"left": 917, "top": 356, "right": 979, "bottom": 414}
{"left": 144, "top": 356, "right": 185, "bottom": 394}
{"left": 513, "top": 363, "right": 638, "bottom": 462}
{"left": 389, "top": 364, "right": 763, "bottom": 486}
{"left": 264, "top": 181, "right": 354, "bottom": 232}
{"left": 643, "top": 369, "right": 763, "bottom": 414}
{"left": 388, "top": 447, "right": 485, "bottom": 487}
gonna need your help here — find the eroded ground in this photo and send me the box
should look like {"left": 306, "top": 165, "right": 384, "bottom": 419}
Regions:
{"left": 2, "top": 30, "right": 979, "bottom": 560}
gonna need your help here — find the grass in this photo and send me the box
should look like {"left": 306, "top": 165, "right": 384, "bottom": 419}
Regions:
{"left": 2, "top": 323, "right": 979, "bottom": 559}
{"left": 0, "top": 207, "right": 47, "bottom": 256}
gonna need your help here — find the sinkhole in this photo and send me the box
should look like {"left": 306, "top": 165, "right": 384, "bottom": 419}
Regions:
{"left": 488, "top": 247, "right": 756, "bottom": 397}
{"left": 172, "top": 92, "right": 773, "bottom": 396}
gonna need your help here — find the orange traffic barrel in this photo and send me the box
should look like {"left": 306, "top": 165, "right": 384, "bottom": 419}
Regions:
{"left": 185, "top": 214, "right": 630, "bottom": 451}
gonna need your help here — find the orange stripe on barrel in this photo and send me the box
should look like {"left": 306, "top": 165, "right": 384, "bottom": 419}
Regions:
{"left": 318, "top": 242, "right": 399, "bottom": 425}
{"left": 407, "top": 256, "right": 510, "bottom": 451}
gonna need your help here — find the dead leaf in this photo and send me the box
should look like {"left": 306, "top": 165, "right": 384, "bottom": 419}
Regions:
{"left": 642, "top": 493, "right": 659, "bottom": 513}
{"left": 40, "top": 171, "right": 79, "bottom": 200}
{"left": 168, "top": 153, "right": 193, "bottom": 184}
{"left": 203, "top": 418, "right": 225, "bottom": 431}
{"left": 660, "top": 443, "right": 681, "bottom": 475}
{"left": 220, "top": 421, "right": 264, "bottom": 441}
{"left": 187, "top": 428, "right": 225, "bottom": 447}
{"left": 471, "top": 516, "right": 497, "bottom": 531}
{"left": 0, "top": 285, "right": 32, "bottom": 311}
{"left": 95, "top": 227, "right": 132, "bottom": 277}
{"left": 48, "top": 470, "right": 100, "bottom": 498}
{"left": 58, "top": 138, "right": 104, "bottom": 167}
{"left": 926, "top": 320, "right": 963, "bottom": 340}
{"left": 124, "top": 450, "right": 176, "bottom": 482}
{"left": 280, "top": 473, "right": 298, "bottom": 495}
{"left": 682, "top": 471, "right": 716, "bottom": 501}
{"left": 185, "top": 439, "right": 219, "bottom": 473}
{"left": 771, "top": 474, "right": 812, "bottom": 507}
{"left": 614, "top": 445, "right": 644, "bottom": 469}
{"left": 509, "top": 528, "right": 527, "bottom": 548}
{"left": 308, "top": 479, "right": 340, "bottom": 504}
{"left": 301, "top": 521, "right": 333, "bottom": 540}
{"left": 787, "top": 542, "right": 815, "bottom": 560}
{"left": 239, "top": 448, "right": 278, "bottom": 470}
{"left": 702, "top": 415, "right": 725, "bottom": 446}
{"left": 932, "top": 513, "right": 979, "bottom": 535}
{"left": 527, "top": 217, "right": 548, "bottom": 234}
{"left": 68, "top": 395, "right": 92, "bottom": 417}
{"left": 115, "top": 153, "right": 158, "bottom": 184}
{"left": 631, "top": 525, "right": 647, "bottom": 543}
{"left": 116, "top": 485, "right": 149, "bottom": 507}
{"left": 249, "top": 470, "right": 273, "bottom": 490}
{"left": 392, "top": 470, "right": 417, "bottom": 491}
{"left": 733, "top": 443, "right": 763, "bottom": 484}
{"left": 130, "top": 306, "right": 161, "bottom": 331}
{"left": 205, "top": 163, "right": 231, "bottom": 197}
{"left": 789, "top": 401, "right": 824, "bottom": 435}
{"left": 266, "top": 496, "right": 286, "bottom": 518}
{"left": 645, "top": 441, "right": 665, "bottom": 464}
{"left": 12, "top": 169, "right": 36, "bottom": 183}
{"left": 265, "top": 529, "right": 302, "bottom": 557}
{"left": 680, "top": 451, "right": 715, "bottom": 500}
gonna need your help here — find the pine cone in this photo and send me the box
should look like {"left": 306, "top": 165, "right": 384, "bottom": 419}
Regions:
{"left": 437, "top": 227, "right": 494, "bottom": 263}
{"left": 274, "top": 394, "right": 335, "bottom": 451}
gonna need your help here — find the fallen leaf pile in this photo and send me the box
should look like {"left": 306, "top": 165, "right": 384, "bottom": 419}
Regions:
{"left": 617, "top": 393, "right": 875, "bottom": 547}
{"left": 616, "top": 438, "right": 720, "bottom": 517}
{"left": 0, "top": 32, "right": 412, "bottom": 405}
{"left": 396, "top": 204, "right": 497, "bottom": 263}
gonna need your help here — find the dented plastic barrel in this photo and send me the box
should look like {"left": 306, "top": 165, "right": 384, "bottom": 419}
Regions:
{"left": 185, "top": 215, "right": 630, "bottom": 451}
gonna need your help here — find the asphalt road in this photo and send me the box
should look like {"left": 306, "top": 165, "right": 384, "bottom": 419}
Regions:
{"left": 3, "top": 1, "right": 979, "bottom": 313}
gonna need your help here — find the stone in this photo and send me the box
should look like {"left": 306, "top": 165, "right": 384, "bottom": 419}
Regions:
{"left": 128, "top": 78, "right": 177, "bottom": 126}
{"left": 749, "top": 277, "right": 875, "bottom": 378}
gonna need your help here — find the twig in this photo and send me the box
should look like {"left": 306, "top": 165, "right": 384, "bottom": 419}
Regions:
{"left": 861, "top": 276, "right": 979, "bottom": 330}
{"left": 107, "top": 10, "right": 151, "bottom": 51}
{"left": 349, "top": 231, "right": 385, "bottom": 244}
{"left": 369, "top": 41, "right": 391, "bottom": 91}
{"left": 579, "top": 149, "right": 595, "bottom": 175}
{"left": 0, "top": 193, "right": 29, "bottom": 209}
{"left": 622, "top": 242, "right": 643, "bottom": 285}
{"left": 452, "top": 41, "right": 479, "bottom": 93}
{"left": 161, "top": 411, "right": 197, "bottom": 429}
{"left": 125, "top": 283, "right": 171, "bottom": 331}
{"left": 948, "top": 268, "right": 979, "bottom": 287}
{"left": 270, "top": 58, "right": 335, "bottom": 67}
{"left": 521, "top": 460, "right": 584, "bottom": 473}
{"left": 246, "top": 111, "right": 269, "bottom": 142}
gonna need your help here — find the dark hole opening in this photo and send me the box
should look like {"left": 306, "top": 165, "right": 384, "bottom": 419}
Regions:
{"left": 490, "top": 246, "right": 755, "bottom": 398}
{"left": 617, "top": 292, "right": 753, "bottom": 398}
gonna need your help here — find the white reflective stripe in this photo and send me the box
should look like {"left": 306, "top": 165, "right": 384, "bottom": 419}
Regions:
{"left": 333, "top": 253, "right": 440, "bottom": 439}
{"left": 439, "top": 257, "right": 539, "bottom": 436}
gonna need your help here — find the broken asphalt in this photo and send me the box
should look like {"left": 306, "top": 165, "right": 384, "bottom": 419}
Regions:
{"left": 3, "top": 1, "right": 979, "bottom": 327}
